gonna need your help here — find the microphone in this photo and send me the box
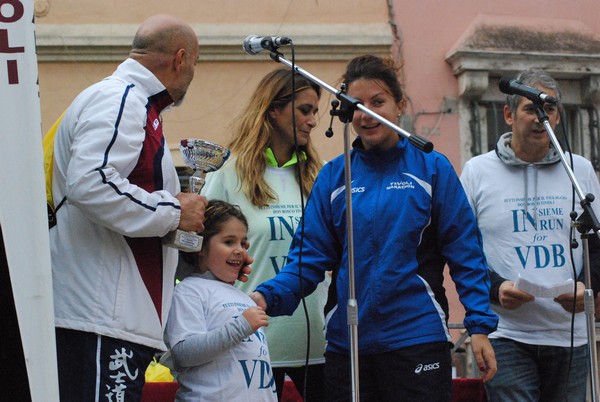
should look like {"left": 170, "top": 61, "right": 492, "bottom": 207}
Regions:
{"left": 243, "top": 35, "right": 292, "bottom": 55}
{"left": 498, "top": 77, "right": 557, "bottom": 104}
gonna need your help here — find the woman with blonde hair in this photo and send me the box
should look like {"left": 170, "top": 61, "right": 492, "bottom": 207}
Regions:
{"left": 203, "top": 67, "right": 328, "bottom": 401}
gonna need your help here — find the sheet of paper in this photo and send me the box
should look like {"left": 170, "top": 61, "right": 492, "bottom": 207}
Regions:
{"left": 513, "top": 275, "right": 574, "bottom": 298}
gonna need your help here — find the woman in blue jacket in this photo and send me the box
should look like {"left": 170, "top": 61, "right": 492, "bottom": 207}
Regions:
{"left": 251, "top": 55, "right": 498, "bottom": 402}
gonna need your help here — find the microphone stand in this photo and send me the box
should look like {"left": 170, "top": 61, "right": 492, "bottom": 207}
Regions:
{"left": 533, "top": 101, "right": 600, "bottom": 402}
{"left": 264, "top": 49, "right": 433, "bottom": 401}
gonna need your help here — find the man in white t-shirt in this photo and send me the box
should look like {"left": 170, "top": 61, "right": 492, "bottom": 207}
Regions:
{"left": 461, "top": 69, "right": 600, "bottom": 402}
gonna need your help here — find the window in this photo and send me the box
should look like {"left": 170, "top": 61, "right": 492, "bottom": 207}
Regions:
{"left": 469, "top": 100, "right": 600, "bottom": 172}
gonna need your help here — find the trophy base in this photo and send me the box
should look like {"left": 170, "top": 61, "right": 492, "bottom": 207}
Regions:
{"left": 163, "top": 229, "right": 204, "bottom": 252}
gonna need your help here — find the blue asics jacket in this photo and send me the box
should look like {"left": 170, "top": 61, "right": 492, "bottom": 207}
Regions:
{"left": 256, "top": 136, "right": 498, "bottom": 354}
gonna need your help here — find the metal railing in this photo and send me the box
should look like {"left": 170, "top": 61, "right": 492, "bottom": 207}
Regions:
{"left": 449, "top": 323, "right": 479, "bottom": 378}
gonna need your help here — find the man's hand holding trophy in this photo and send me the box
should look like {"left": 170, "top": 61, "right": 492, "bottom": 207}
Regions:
{"left": 163, "top": 138, "right": 230, "bottom": 252}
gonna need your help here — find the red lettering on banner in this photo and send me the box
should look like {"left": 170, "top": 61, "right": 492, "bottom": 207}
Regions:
{"left": 0, "top": 0, "right": 25, "bottom": 22}
{"left": 0, "top": 0, "right": 26, "bottom": 85}
{"left": 0, "top": 29, "right": 24, "bottom": 53}
{"left": 7, "top": 59, "right": 17, "bottom": 83}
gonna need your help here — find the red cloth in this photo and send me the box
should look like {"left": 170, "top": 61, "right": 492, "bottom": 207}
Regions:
{"left": 141, "top": 382, "right": 178, "bottom": 402}
{"left": 275, "top": 378, "right": 487, "bottom": 402}
{"left": 281, "top": 379, "right": 303, "bottom": 402}
{"left": 140, "top": 381, "right": 300, "bottom": 402}
{"left": 141, "top": 378, "right": 486, "bottom": 402}
{"left": 451, "top": 378, "right": 487, "bottom": 402}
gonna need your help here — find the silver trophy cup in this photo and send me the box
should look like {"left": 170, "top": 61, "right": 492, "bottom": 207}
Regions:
{"left": 163, "top": 139, "right": 230, "bottom": 252}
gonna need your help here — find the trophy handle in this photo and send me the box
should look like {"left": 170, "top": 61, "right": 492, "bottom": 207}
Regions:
{"left": 189, "top": 170, "right": 207, "bottom": 194}
{"left": 162, "top": 169, "right": 207, "bottom": 252}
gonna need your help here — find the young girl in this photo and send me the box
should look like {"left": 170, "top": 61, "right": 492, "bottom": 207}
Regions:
{"left": 165, "top": 200, "right": 277, "bottom": 401}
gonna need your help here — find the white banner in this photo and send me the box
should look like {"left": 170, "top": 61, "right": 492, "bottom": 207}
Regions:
{"left": 0, "top": 1, "right": 59, "bottom": 400}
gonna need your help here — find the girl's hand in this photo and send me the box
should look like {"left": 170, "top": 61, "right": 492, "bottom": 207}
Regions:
{"left": 242, "top": 306, "right": 268, "bottom": 331}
